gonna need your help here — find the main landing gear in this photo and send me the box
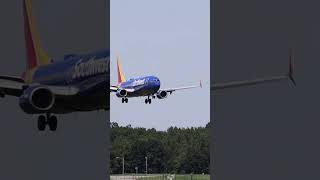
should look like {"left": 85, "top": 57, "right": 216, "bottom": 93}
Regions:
{"left": 38, "top": 113, "right": 58, "bottom": 131}
{"left": 122, "top": 97, "right": 128, "bottom": 103}
{"left": 145, "top": 96, "right": 152, "bottom": 104}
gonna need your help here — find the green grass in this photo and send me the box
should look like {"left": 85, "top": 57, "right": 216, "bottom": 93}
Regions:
{"left": 137, "top": 174, "right": 210, "bottom": 180}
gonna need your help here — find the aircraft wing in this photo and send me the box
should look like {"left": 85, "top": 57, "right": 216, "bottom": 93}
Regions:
{"left": 110, "top": 86, "right": 135, "bottom": 93}
{"left": 213, "top": 48, "right": 296, "bottom": 91}
{"left": 160, "top": 81, "right": 202, "bottom": 94}
{"left": 0, "top": 77, "right": 24, "bottom": 97}
{"left": 110, "top": 86, "right": 118, "bottom": 92}
{"left": 0, "top": 77, "right": 79, "bottom": 97}
{"left": 212, "top": 75, "right": 291, "bottom": 91}
{"left": 0, "top": 75, "right": 25, "bottom": 83}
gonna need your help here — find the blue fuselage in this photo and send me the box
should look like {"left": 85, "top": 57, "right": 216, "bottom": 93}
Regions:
{"left": 31, "top": 49, "right": 109, "bottom": 113}
{"left": 119, "top": 76, "right": 161, "bottom": 97}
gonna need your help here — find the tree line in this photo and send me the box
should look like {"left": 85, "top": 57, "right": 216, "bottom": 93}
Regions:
{"left": 110, "top": 122, "right": 210, "bottom": 174}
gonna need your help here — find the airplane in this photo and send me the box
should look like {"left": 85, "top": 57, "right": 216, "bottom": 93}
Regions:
{"left": 110, "top": 56, "right": 202, "bottom": 104}
{"left": 0, "top": 1, "right": 295, "bottom": 132}
{"left": 110, "top": 50, "right": 295, "bottom": 104}
{"left": 0, "top": 0, "right": 109, "bottom": 131}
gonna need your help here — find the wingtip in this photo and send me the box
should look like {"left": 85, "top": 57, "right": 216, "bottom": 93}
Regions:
{"left": 200, "top": 80, "right": 202, "bottom": 88}
{"left": 288, "top": 48, "right": 296, "bottom": 86}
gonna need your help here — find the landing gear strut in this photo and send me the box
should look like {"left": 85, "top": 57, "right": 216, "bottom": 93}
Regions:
{"left": 37, "top": 113, "right": 58, "bottom": 131}
{"left": 145, "top": 97, "right": 152, "bottom": 104}
{"left": 122, "top": 97, "right": 128, "bottom": 103}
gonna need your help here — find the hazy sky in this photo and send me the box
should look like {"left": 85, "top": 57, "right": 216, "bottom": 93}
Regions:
{"left": 110, "top": 0, "right": 210, "bottom": 130}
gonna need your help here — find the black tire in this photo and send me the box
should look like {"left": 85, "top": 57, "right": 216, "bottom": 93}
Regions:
{"left": 125, "top": 98, "right": 128, "bottom": 103}
{"left": 148, "top": 99, "right": 152, "bottom": 104}
{"left": 145, "top": 99, "right": 148, "bottom": 104}
{"left": 122, "top": 98, "right": 125, "bottom": 103}
{"left": 48, "top": 116, "right": 58, "bottom": 131}
{"left": 38, "top": 115, "right": 46, "bottom": 131}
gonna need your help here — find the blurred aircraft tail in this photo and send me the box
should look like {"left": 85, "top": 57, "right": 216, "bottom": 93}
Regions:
{"left": 23, "top": 0, "right": 51, "bottom": 71}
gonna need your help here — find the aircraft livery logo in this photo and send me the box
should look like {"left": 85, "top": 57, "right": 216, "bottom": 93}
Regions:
{"left": 72, "top": 57, "right": 109, "bottom": 79}
{"left": 132, "top": 79, "right": 145, "bottom": 86}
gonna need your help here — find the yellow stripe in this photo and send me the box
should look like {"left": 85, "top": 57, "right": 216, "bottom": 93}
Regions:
{"left": 117, "top": 55, "right": 126, "bottom": 83}
{"left": 25, "top": 0, "right": 51, "bottom": 66}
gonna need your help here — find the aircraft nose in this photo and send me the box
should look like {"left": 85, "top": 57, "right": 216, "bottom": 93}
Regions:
{"left": 156, "top": 79, "right": 160, "bottom": 88}
{"left": 151, "top": 78, "right": 160, "bottom": 89}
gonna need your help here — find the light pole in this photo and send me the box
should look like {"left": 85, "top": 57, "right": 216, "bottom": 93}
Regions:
{"left": 145, "top": 156, "right": 148, "bottom": 175}
{"left": 116, "top": 156, "right": 125, "bottom": 175}
{"left": 135, "top": 166, "right": 138, "bottom": 174}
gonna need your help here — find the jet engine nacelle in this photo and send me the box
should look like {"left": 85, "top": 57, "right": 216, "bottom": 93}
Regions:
{"left": 156, "top": 90, "right": 168, "bottom": 99}
{"left": 19, "top": 85, "right": 55, "bottom": 114}
{"left": 116, "top": 89, "right": 127, "bottom": 97}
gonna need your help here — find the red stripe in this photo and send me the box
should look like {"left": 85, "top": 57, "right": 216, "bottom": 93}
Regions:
{"left": 23, "top": 0, "right": 37, "bottom": 70}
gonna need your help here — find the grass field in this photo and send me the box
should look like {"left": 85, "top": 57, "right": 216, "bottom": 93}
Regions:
{"left": 137, "top": 174, "right": 210, "bottom": 180}
{"left": 110, "top": 174, "right": 209, "bottom": 180}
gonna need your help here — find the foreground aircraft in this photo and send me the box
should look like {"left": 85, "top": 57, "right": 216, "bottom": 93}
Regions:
{"left": 0, "top": 0, "right": 109, "bottom": 131}
{"left": 110, "top": 50, "right": 295, "bottom": 104}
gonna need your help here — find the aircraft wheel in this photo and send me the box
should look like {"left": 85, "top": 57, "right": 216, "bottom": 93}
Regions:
{"left": 48, "top": 116, "right": 58, "bottom": 131}
{"left": 122, "top": 98, "right": 125, "bottom": 103}
{"left": 38, "top": 115, "right": 46, "bottom": 131}
{"left": 125, "top": 98, "right": 128, "bottom": 103}
{"left": 145, "top": 99, "right": 148, "bottom": 104}
{"left": 148, "top": 99, "right": 152, "bottom": 104}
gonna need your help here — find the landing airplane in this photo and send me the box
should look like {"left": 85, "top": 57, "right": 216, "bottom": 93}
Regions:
{"left": 0, "top": 1, "right": 295, "bottom": 132}
{"left": 110, "top": 56, "right": 202, "bottom": 104}
{"left": 0, "top": 0, "right": 109, "bottom": 131}
{"left": 110, "top": 51, "right": 295, "bottom": 104}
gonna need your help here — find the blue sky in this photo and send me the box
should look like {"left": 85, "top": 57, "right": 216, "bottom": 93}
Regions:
{"left": 110, "top": 0, "right": 210, "bottom": 130}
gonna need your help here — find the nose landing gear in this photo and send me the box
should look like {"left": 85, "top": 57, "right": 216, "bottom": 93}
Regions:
{"left": 121, "top": 97, "right": 128, "bottom": 103}
{"left": 145, "top": 97, "right": 152, "bottom": 104}
{"left": 37, "top": 113, "right": 58, "bottom": 131}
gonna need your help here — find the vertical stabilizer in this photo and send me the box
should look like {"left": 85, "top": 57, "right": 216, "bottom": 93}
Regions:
{"left": 23, "top": 0, "right": 51, "bottom": 71}
{"left": 117, "top": 55, "right": 126, "bottom": 85}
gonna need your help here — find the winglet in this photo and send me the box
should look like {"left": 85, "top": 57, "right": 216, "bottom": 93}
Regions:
{"left": 200, "top": 80, "right": 202, "bottom": 88}
{"left": 288, "top": 48, "right": 296, "bottom": 86}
